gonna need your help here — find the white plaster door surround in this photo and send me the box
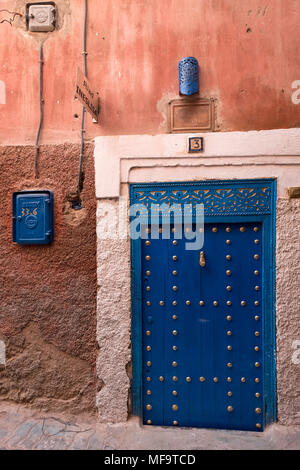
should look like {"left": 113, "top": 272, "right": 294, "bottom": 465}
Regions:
{"left": 94, "top": 128, "right": 300, "bottom": 424}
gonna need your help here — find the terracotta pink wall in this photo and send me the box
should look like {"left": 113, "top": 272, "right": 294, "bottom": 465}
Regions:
{"left": 0, "top": 0, "right": 300, "bottom": 145}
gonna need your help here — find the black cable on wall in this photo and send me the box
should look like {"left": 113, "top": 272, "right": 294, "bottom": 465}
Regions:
{"left": 74, "top": 0, "right": 88, "bottom": 209}
{"left": 0, "top": 9, "right": 22, "bottom": 26}
{"left": 34, "top": 43, "right": 44, "bottom": 179}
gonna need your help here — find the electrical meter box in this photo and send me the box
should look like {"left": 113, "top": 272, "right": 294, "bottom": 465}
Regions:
{"left": 12, "top": 190, "right": 54, "bottom": 245}
{"left": 27, "top": 3, "right": 56, "bottom": 32}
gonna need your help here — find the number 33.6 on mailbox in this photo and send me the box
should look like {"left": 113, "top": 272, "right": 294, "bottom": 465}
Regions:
{"left": 12, "top": 190, "right": 54, "bottom": 245}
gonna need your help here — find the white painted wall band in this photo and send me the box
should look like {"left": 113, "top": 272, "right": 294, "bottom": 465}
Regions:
{"left": 94, "top": 128, "right": 300, "bottom": 199}
{"left": 94, "top": 129, "right": 300, "bottom": 424}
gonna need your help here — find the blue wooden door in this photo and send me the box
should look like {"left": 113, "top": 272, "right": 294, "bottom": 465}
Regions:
{"left": 141, "top": 222, "right": 264, "bottom": 431}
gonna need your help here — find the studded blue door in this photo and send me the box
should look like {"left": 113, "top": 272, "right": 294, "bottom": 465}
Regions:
{"left": 141, "top": 222, "right": 264, "bottom": 431}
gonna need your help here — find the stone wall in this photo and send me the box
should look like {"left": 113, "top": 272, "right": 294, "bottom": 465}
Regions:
{"left": 276, "top": 198, "right": 300, "bottom": 425}
{"left": 96, "top": 199, "right": 131, "bottom": 422}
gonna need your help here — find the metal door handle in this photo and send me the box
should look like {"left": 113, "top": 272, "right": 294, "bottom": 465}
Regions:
{"left": 200, "top": 251, "right": 206, "bottom": 267}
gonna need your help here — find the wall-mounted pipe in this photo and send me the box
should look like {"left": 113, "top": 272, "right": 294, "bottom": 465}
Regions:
{"left": 34, "top": 43, "right": 44, "bottom": 179}
{"left": 75, "top": 0, "right": 88, "bottom": 208}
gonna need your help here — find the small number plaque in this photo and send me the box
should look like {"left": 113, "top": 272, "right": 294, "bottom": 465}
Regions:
{"left": 189, "top": 137, "right": 204, "bottom": 153}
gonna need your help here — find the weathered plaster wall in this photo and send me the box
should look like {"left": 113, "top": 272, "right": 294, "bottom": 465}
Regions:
{"left": 96, "top": 199, "right": 131, "bottom": 423}
{"left": 0, "top": 143, "right": 97, "bottom": 414}
{"left": 276, "top": 199, "right": 300, "bottom": 425}
{"left": 94, "top": 129, "right": 300, "bottom": 198}
{"left": 0, "top": 0, "right": 300, "bottom": 144}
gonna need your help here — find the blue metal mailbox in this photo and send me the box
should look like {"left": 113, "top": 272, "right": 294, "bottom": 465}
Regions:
{"left": 12, "top": 190, "right": 54, "bottom": 245}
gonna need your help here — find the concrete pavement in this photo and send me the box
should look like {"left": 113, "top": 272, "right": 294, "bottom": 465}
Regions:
{"left": 0, "top": 402, "right": 299, "bottom": 450}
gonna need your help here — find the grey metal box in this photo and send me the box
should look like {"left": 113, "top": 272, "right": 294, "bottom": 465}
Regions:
{"left": 28, "top": 4, "right": 55, "bottom": 32}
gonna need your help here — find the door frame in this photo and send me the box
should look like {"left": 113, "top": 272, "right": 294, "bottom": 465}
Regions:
{"left": 130, "top": 178, "right": 277, "bottom": 429}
